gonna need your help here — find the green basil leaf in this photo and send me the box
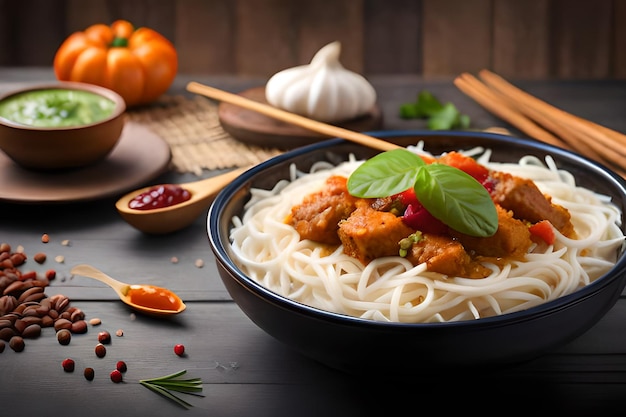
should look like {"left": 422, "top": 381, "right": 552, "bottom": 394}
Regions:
{"left": 347, "top": 149, "right": 425, "bottom": 198}
{"left": 415, "top": 164, "right": 498, "bottom": 237}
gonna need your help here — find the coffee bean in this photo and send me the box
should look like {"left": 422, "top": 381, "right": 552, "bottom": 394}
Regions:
{"left": 0, "top": 327, "right": 16, "bottom": 341}
{"left": 95, "top": 343, "right": 106, "bottom": 358}
{"left": 41, "top": 315, "right": 54, "bottom": 327}
{"left": 54, "top": 318, "right": 72, "bottom": 331}
{"left": 71, "top": 320, "right": 87, "bottom": 334}
{"left": 97, "top": 331, "right": 111, "bottom": 344}
{"left": 21, "top": 324, "right": 41, "bottom": 339}
{"left": 33, "top": 252, "right": 47, "bottom": 264}
{"left": 9, "top": 336, "right": 24, "bottom": 352}
{"left": 70, "top": 308, "right": 84, "bottom": 322}
{"left": 57, "top": 329, "right": 71, "bottom": 345}
{"left": 84, "top": 367, "right": 95, "bottom": 381}
{"left": 17, "top": 286, "right": 44, "bottom": 303}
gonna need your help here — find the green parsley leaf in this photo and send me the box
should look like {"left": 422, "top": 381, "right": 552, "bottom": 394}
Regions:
{"left": 347, "top": 149, "right": 498, "bottom": 237}
{"left": 414, "top": 90, "right": 444, "bottom": 116}
{"left": 399, "top": 90, "right": 471, "bottom": 130}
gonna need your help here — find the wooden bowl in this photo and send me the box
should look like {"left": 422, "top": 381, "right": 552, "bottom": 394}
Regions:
{"left": 0, "top": 82, "right": 126, "bottom": 170}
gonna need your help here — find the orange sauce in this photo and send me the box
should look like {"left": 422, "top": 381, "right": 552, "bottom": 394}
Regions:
{"left": 127, "top": 285, "right": 182, "bottom": 311}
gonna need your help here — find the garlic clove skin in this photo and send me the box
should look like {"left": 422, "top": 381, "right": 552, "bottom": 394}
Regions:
{"left": 265, "top": 41, "right": 377, "bottom": 123}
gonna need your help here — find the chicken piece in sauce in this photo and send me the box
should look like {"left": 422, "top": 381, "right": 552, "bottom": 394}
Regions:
{"left": 286, "top": 175, "right": 359, "bottom": 245}
{"left": 450, "top": 205, "right": 531, "bottom": 259}
{"left": 338, "top": 201, "right": 415, "bottom": 264}
{"left": 405, "top": 234, "right": 490, "bottom": 278}
{"left": 490, "top": 170, "right": 575, "bottom": 238}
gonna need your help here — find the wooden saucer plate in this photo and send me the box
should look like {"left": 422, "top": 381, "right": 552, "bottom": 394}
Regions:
{"left": 0, "top": 121, "right": 171, "bottom": 203}
{"left": 218, "top": 86, "right": 383, "bottom": 150}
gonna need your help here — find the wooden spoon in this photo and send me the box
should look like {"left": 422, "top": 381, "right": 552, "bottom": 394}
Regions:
{"left": 70, "top": 264, "right": 186, "bottom": 316}
{"left": 116, "top": 167, "right": 249, "bottom": 234}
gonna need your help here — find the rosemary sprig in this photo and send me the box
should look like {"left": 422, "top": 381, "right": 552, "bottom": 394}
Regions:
{"left": 139, "top": 369, "right": 204, "bottom": 409}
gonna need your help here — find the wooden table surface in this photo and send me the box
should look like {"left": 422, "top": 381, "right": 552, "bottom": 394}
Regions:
{"left": 1, "top": 68, "right": 626, "bottom": 417}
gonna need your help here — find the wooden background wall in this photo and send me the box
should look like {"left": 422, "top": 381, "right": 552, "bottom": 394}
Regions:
{"left": 1, "top": 0, "right": 624, "bottom": 79}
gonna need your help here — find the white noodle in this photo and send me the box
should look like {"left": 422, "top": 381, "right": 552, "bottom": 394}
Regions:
{"left": 229, "top": 147, "right": 625, "bottom": 323}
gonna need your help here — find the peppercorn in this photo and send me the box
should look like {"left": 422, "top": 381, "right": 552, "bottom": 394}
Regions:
{"left": 62, "top": 358, "right": 75, "bottom": 372}
{"left": 174, "top": 344, "right": 185, "bottom": 356}
{"left": 110, "top": 369, "right": 123, "bottom": 383}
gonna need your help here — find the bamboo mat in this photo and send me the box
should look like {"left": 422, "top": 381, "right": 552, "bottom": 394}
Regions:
{"left": 127, "top": 95, "right": 283, "bottom": 175}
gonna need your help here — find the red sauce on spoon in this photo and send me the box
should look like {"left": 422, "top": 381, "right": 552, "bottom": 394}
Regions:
{"left": 128, "top": 184, "right": 191, "bottom": 210}
{"left": 127, "top": 285, "right": 183, "bottom": 311}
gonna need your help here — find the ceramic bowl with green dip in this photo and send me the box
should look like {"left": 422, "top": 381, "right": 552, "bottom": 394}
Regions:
{"left": 0, "top": 82, "right": 126, "bottom": 170}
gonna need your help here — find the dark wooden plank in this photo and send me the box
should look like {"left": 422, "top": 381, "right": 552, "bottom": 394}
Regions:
{"left": 1, "top": 68, "right": 626, "bottom": 416}
{"left": 492, "top": 0, "right": 550, "bottom": 79}
{"left": 421, "top": 0, "right": 492, "bottom": 77}
{"left": 613, "top": 0, "right": 626, "bottom": 78}
{"left": 295, "top": 0, "right": 365, "bottom": 74}
{"left": 363, "top": 0, "right": 421, "bottom": 75}
{"left": 65, "top": 0, "right": 111, "bottom": 32}
{"left": 2, "top": 300, "right": 626, "bottom": 416}
{"left": 549, "top": 0, "right": 613, "bottom": 78}
{"left": 6, "top": 0, "right": 66, "bottom": 66}
{"left": 235, "top": 0, "right": 296, "bottom": 76}
{"left": 0, "top": 0, "right": 17, "bottom": 65}
{"left": 103, "top": 0, "right": 177, "bottom": 41}
{"left": 174, "top": 0, "right": 235, "bottom": 74}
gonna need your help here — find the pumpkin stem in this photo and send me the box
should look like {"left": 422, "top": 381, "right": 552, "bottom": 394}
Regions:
{"left": 111, "top": 37, "right": 128, "bottom": 48}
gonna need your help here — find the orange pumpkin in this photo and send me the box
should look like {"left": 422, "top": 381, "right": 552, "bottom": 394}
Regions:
{"left": 54, "top": 20, "right": 178, "bottom": 107}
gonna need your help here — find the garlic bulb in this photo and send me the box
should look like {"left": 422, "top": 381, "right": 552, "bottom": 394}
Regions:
{"left": 265, "top": 41, "right": 376, "bottom": 122}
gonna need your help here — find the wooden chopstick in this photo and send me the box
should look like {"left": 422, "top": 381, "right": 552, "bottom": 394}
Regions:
{"left": 453, "top": 73, "right": 567, "bottom": 149}
{"left": 186, "top": 81, "right": 400, "bottom": 152}
{"left": 478, "top": 70, "right": 626, "bottom": 163}
{"left": 454, "top": 70, "right": 626, "bottom": 178}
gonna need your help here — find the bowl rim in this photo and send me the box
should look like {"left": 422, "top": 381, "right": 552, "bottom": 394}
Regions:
{"left": 0, "top": 81, "right": 126, "bottom": 131}
{"left": 208, "top": 130, "right": 626, "bottom": 329}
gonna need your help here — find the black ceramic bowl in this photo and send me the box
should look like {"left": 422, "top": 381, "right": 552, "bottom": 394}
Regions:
{"left": 207, "top": 131, "right": 626, "bottom": 375}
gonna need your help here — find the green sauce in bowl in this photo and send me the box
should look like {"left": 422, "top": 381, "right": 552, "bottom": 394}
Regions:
{"left": 0, "top": 89, "right": 116, "bottom": 127}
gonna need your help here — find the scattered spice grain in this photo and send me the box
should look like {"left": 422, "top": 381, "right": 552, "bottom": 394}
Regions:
{"left": 33, "top": 252, "right": 47, "bottom": 263}
{"left": 116, "top": 361, "right": 127, "bottom": 372}
{"left": 84, "top": 367, "right": 95, "bottom": 381}
{"left": 9, "top": 336, "right": 25, "bottom": 352}
{"left": 95, "top": 343, "right": 106, "bottom": 358}
{"left": 97, "top": 331, "right": 111, "bottom": 344}
{"left": 57, "top": 329, "right": 71, "bottom": 345}
{"left": 174, "top": 344, "right": 185, "bottom": 357}
{"left": 110, "top": 369, "right": 123, "bottom": 383}
{"left": 62, "top": 358, "right": 75, "bottom": 372}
